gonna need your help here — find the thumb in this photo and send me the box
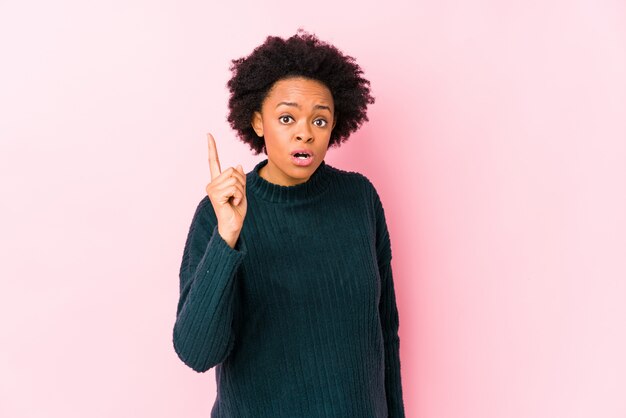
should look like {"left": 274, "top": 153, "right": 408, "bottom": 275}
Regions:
{"left": 237, "top": 164, "right": 244, "bottom": 175}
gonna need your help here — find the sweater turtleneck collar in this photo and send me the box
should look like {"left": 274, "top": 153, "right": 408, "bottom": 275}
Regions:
{"left": 247, "top": 158, "right": 332, "bottom": 203}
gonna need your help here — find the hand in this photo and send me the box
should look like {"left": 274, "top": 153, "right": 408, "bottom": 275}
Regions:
{"left": 205, "top": 133, "right": 247, "bottom": 248}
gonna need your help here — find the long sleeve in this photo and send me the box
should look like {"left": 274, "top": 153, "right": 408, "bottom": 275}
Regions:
{"left": 172, "top": 197, "right": 247, "bottom": 373}
{"left": 378, "top": 261, "right": 406, "bottom": 417}
{"left": 373, "top": 186, "right": 406, "bottom": 417}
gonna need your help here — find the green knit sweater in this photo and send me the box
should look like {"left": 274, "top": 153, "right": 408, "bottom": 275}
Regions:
{"left": 173, "top": 158, "right": 405, "bottom": 417}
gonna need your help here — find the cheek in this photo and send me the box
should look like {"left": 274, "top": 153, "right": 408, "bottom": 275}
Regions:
{"left": 262, "top": 124, "right": 288, "bottom": 151}
{"left": 265, "top": 122, "right": 291, "bottom": 141}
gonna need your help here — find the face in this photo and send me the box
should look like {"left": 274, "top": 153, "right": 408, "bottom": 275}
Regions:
{"left": 251, "top": 76, "right": 336, "bottom": 186}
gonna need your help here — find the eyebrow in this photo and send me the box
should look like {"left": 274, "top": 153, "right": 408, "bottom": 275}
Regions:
{"left": 275, "top": 101, "right": 332, "bottom": 112}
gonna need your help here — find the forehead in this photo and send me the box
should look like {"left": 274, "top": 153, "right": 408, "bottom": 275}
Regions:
{"left": 264, "top": 77, "right": 333, "bottom": 106}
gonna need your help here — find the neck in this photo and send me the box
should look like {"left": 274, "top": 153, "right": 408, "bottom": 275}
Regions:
{"left": 247, "top": 158, "right": 332, "bottom": 203}
{"left": 259, "top": 163, "right": 311, "bottom": 186}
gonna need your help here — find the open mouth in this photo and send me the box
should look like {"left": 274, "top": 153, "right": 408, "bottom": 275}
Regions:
{"left": 290, "top": 149, "right": 314, "bottom": 166}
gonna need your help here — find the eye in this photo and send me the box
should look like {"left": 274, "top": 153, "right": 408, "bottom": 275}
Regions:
{"left": 279, "top": 115, "right": 294, "bottom": 124}
{"left": 314, "top": 118, "right": 328, "bottom": 127}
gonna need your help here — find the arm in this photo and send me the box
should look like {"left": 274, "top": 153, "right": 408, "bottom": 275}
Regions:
{"left": 172, "top": 196, "right": 247, "bottom": 373}
{"left": 373, "top": 186, "right": 406, "bottom": 417}
{"left": 378, "top": 260, "right": 406, "bottom": 417}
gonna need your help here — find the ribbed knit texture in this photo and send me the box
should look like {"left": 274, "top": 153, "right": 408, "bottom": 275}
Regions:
{"left": 173, "top": 158, "right": 405, "bottom": 417}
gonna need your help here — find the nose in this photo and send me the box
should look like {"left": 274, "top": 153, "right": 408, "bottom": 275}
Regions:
{"left": 295, "top": 121, "right": 313, "bottom": 143}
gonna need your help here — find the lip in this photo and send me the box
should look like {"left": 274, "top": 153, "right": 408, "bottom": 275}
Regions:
{"left": 290, "top": 149, "right": 315, "bottom": 157}
{"left": 290, "top": 149, "right": 315, "bottom": 167}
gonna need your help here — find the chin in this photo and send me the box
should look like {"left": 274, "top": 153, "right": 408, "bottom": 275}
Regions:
{"left": 284, "top": 163, "right": 317, "bottom": 183}
{"left": 289, "top": 167, "right": 314, "bottom": 178}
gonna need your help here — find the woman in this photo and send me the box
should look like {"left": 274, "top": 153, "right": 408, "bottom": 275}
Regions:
{"left": 172, "top": 29, "right": 406, "bottom": 417}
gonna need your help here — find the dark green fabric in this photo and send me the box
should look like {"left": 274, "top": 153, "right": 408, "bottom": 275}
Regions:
{"left": 173, "top": 158, "right": 405, "bottom": 417}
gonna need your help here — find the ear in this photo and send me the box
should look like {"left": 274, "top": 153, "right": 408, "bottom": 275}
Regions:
{"left": 251, "top": 111, "right": 264, "bottom": 137}
{"left": 332, "top": 116, "right": 337, "bottom": 130}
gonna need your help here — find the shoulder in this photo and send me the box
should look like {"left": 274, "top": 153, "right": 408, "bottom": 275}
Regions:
{"left": 326, "top": 164, "right": 393, "bottom": 263}
{"left": 325, "top": 163, "right": 380, "bottom": 196}
{"left": 190, "top": 195, "right": 217, "bottom": 227}
{"left": 325, "top": 163, "right": 385, "bottom": 210}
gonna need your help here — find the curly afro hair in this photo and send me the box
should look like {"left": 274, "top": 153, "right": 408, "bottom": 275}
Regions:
{"left": 226, "top": 29, "right": 375, "bottom": 155}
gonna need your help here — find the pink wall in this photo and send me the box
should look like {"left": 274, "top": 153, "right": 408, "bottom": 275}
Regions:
{"left": 1, "top": 0, "right": 625, "bottom": 417}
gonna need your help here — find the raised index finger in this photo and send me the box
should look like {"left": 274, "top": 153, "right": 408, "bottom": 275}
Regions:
{"left": 207, "top": 133, "right": 222, "bottom": 180}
